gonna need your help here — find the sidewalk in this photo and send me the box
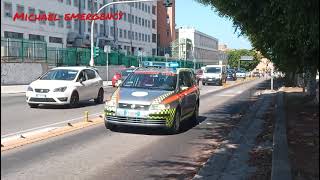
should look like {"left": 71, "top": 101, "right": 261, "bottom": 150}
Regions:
{"left": 193, "top": 90, "right": 277, "bottom": 180}
{"left": 1, "top": 81, "right": 112, "bottom": 94}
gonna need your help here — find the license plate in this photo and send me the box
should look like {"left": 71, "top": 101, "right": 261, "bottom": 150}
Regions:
{"left": 117, "top": 109, "right": 142, "bottom": 118}
{"left": 208, "top": 79, "right": 213, "bottom": 81}
{"left": 36, "top": 94, "right": 46, "bottom": 98}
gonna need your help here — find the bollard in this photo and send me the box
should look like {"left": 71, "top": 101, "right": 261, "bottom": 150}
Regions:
{"left": 84, "top": 111, "right": 89, "bottom": 122}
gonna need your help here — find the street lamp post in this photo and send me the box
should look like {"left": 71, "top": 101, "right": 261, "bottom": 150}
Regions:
{"left": 89, "top": 0, "right": 165, "bottom": 66}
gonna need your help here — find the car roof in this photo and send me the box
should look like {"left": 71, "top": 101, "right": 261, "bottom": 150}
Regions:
{"left": 51, "top": 66, "right": 96, "bottom": 71}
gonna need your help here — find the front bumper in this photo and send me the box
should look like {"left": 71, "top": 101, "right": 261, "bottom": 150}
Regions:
{"left": 26, "top": 91, "right": 70, "bottom": 105}
{"left": 203, "top": 77, "right": 221, "bottom": 83}
{"left": 105, "top": 108, "right": 176, "bottom": 128}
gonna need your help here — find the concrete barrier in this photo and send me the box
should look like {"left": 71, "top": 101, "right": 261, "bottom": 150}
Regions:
{"left": 1, "top": 62, "right": 49, "bottom": 85}
{"left": 1, "top": 63, "right": 126, "bottom": 85}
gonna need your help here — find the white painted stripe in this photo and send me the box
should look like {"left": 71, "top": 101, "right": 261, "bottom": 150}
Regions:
{"left": 216, "top": 94, "right": 236, "bottom": 97}
{"left": 1, "top": 112, "right": 102, "bottom": 138}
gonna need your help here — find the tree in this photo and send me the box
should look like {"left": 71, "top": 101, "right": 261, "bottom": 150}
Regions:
{"left": 196, "top": 0, "right": 319, "bottom": 97}
{"left": 226, "top": 49, "right": 260, "bottom": 71}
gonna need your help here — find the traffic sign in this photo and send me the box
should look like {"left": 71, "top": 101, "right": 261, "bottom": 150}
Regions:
{"left": 240, "top": 56, "right": 253, "bottom": 61}
{"left": 104, "top": 45, "right": 111, "bottom": 53}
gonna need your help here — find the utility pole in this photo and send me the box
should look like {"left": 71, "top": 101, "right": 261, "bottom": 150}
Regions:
{"left": 89, "top": 0, "right": 170, "bottom": 66}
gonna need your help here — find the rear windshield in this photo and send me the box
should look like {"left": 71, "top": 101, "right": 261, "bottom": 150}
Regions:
{"left": 205, "top": 67, "right": 221, "bottom": 73}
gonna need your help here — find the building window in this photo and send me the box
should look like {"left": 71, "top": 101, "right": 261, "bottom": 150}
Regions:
{"left": 142, "top": 3, "right": 144, "bottom": 11}
{"left": 66, "top": 0, "right": 71, "bottom": 5}
{"left": 135, "top": 16, "right": 138, "bottom": 24}
{"left": 152, "top": 33, "right": 156, "bottom": 43}
{"left": 152, "top": 20, "right": 156, "bottom": 29}
{"left": 128, "top": 30, "right": 131, "bottom": 39}
{"left": 49, "top": 36, "right": 63, "bottom": 43}
{"left": 94, "top": 23, "right": 98, "bottom": 34}
{"left": 135, "top": 32, "right": 138, "bottom": 41}
{"left": 28, "top": 7, "right": 36, "bottom": 23}
{"left": 148, "top": 20, "right": 151, "bottom": 28}
{"left": 74, "top": 19, "right": 79, "bottom": 31}
{"left": 58, "top": 15, "right": 64, "bottom": 27}
{"left": 123, "top": 13, "right": 127, "bottom": 21}
{"left": 110, "top": 27, "right": 114, "bottom": 36}
{"left": 49, "top": 13, "right": 55, "bottom": 26}
{"left": 142, "top": 33, "right": 144, "bottom": 41}
{"left": 4, "top": 2, "right": 12, "bottom": 17}
{"left": 80, "top": 0, "right": 85, "bottom": 9}
{"left": 148, "top": 35, "right": 150, "bottom": 43}
{"left": 100, "top": 24, "right": 104, "bottom": 36}
{"left": 138, "top": 2, "right": 141, "bottom": 9}
{"left": 29, "top": 34, "right": 45, "bottom": 41}
{"left": 142, "top": 19, "right": 144, "bottom": 26}
{"left": 135, "top": 2, "right": 138, "bottom": 8}
{"left": 74, "top": 0, "right": 79, "bottom": 7}
{"left": 152, "top": 6, "right": 156, "bottom": 15}
{"left": 138, "top": 17, "right": 141, "bottom": 25}
{"left": 4, "top": 31, "right": 23, "bottom": 39}
{"left": 67, "top": 21, "right": 72, "bottom": 29}
{"left": 119, "top": 29, "right": 123, "bottom": 38}
{"left": 124, "top": 30, "right": 127, "bottom": 39}
{"left": 16, "top": 4, "right": 24, "bottom": 15}
{"left": 148, "top": 6, "right": 150, "bottom": 14}
{"left": 152, "top": 49, "right": 156, "bottom": 56}
{"left": 57, "top": 0, "right": 63, "bottom": 2}
{"left": 39, "top": 10, "right": 46, "bottom": 24}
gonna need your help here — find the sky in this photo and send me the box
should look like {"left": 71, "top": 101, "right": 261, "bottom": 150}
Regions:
{"left": 175, "top": 0, "right": 252, "bottom": 50}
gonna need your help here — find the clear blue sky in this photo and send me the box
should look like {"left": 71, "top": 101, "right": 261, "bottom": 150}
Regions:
{"left": 175, "top": 0, "right": 252, "bottom": 50}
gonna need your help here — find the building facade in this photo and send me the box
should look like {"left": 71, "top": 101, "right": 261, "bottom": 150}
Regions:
{"left": 1, "top": 0, "right": 157, "bottom": 56}
{"left": 175, "top": 27, "right": 227, "bottom": 65}
{"left": 156, "top": 0, "right": 175, "bottom": 56}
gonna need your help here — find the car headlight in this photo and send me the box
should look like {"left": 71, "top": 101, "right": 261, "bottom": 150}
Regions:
{"left": 27, "top": 86, "right": 33, "bottom": 91}
{"left": 149, "top": 103, "right": 170, "bottom": 110}
{"left": 53, "top": 87, "right": 67, "bottom": 92}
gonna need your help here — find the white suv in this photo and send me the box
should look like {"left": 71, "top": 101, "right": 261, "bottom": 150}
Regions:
{"left": 26, "top": 67, "right": 104, "bottom": 108}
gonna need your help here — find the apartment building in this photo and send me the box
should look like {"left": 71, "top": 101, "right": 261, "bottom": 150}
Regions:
{"left": 157, "top": 0, "right": 175, "bottom": 56}
{"left": 175, "top": 27, "right": 227, "bottom": 65}
{"left": 1, "top": 0, "right": 157, "bottom": 56}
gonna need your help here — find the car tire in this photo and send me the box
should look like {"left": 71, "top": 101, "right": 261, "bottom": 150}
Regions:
{"left": 94, "top": 88, "right": 104, "bottom": 104}
{"left": 192, "top": 101, "right": 200, "bottom": 125}
{"left": 28, "top": 103, "right": 39, "bottom": 108}
{"left": 105, "top": 121, "right": 117, "bottom": 131}
{"left": 69, "top": 91, "right": 79, "bottom": 108}
{"left": 202, "top": 82, "right": 206, "bottom": 86}
{"left": 169, "top": 110, "right": 181, "bottom": 134}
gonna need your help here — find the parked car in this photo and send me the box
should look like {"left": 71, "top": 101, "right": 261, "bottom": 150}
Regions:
{"left": 252, "top": 71, "right": 261, "bottom": 77}
{"left": 202, "top": 65, "right": 227, "bottom": 86}
{"left": 112, "top": 67, "right": 137, "bottom": 87}
{"left": 236, "top": 70, "right": 246, "bottom": 79}
{"left": 226, "top": 69, "right": 237, "bottom": 81}
{"left": 105, "top": 66, "right": 200, "bottom": 134}
{"left": 26, "top": 67, "right": 104, "bottom": 108}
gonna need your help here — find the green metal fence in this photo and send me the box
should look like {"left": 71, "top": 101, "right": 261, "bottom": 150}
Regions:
{"left": 1, "top": 37, "right": 205, "bottom": 68}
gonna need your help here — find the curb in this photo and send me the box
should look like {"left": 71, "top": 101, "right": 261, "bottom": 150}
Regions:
{"left": 271, "top": 90, "right": 292, "bottom": 180}
{"left": 1, "top": 117, "right": 104, "bottom": 152}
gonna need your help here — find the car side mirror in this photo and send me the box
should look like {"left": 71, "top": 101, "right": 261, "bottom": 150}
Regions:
{"left": 180, "top": 86, "right": 188, "bottom": 91}
{"left": 79, "top": 77, "right": 86, "bottom": 83}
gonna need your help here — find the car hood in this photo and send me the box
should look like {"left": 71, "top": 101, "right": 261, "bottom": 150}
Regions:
{"left": 118, "top": 88, "right": 174, "bottom": 105}
{"left": 30, "top": 80, "right": 73, "bottom": 90}
{"left": 204, "top": 73, "right": 221, "bottom": 78}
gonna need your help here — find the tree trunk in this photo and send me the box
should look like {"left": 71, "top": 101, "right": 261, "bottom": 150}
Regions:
{"left": 304, "top": 65, "right": 317, "bottom": 98}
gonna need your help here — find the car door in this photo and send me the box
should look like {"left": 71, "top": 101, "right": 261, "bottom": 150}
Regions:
{"left": 184, "top": 71, "right": 197, "bottom": 114}
{"left": 76, "top": 70, "right": 90, "bottom": 101}
{"left": 178, "top": 71, "right": 189, "bottom": 118}
{"left": 84, "top": 69, "right": 99, "bottom": 99}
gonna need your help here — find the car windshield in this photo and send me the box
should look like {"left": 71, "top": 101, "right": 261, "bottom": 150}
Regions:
{"left": 206, "top": 67, "right": 221, "bottom": 73}
{"left": 40, "top": 69, "right": 78, "bottom": 81}
{"left": 121, "top": 71, "right": 177, "bottom": 91}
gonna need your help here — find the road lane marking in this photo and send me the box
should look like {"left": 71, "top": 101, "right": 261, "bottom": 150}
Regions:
{"left": 1, "top": 112, "right": 102, "bottom": 138}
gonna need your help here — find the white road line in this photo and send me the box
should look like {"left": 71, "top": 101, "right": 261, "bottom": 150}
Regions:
{"left": 1, "top": 112, "right": 102, "bottom": 139}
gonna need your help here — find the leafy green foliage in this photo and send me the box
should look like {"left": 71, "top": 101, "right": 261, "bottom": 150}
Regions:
{"left": 226, "top": 49, "right": 260, "bottom": 71}
{"left": 196, "top": 0, "right": 319, "bottom": 74}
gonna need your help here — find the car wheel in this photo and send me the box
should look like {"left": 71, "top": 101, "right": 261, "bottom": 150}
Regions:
{"left": 192, "top": 101, "right": 199, "bottom": 125}
{"left": 69, "top": 91, "right": 79, "bottom": 108}
{"left": 94, "top": 88, "right": 104, "bottom": 104}
{"left": 169, "top": 110, "right": 181, "bottom": 134}
{"left": 202, "top": 82, "right": 206, "bottom": 86}
{"left": 28, "top": 103, "right": 39, "bottom": 108}
{"left": 105, "top": 121, "right": 117, "bottom": 131}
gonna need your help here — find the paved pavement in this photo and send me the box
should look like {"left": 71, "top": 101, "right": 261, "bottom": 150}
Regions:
{"left": 1, "top": 79, "right": 266, "bottom": 180}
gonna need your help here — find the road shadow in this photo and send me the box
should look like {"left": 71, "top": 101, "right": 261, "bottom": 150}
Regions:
{"left": 111, "top": 116, "right": 207, "bottom": 136}
{"left": 127, "top": 79, "right": 283, "bottom": 179}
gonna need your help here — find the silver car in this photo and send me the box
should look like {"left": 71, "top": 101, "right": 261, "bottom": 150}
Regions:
{"left": 104, "top": 67, "right": 200, "bottom": 134}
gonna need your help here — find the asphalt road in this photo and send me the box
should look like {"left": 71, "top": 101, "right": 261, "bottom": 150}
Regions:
{"left": 1, "top": 87, "right": 116, "bottom": 136}
{"left": 1, "top": 78, "right": 268, "bottom": 180}
{"left": 1, "top": 83, "right": 224, "bottom": 137}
